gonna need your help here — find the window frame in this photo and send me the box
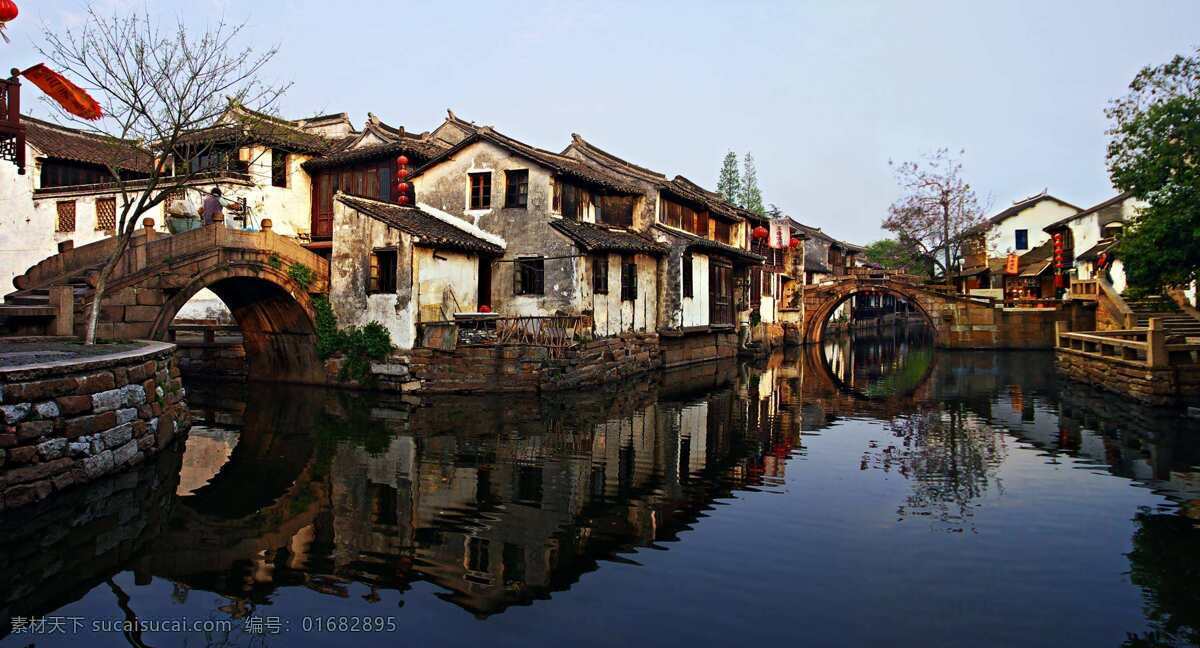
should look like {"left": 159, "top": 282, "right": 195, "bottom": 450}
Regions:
{"left": 55, "top": 200, "right": 76, "bottom": 233}
{"left": 469, "top": 172, "right": 492, "bottom": 210}
{"left": 504, "top": 169, "right": 529, "bottom": 209}
{"left": 1015, "top": 228, "right": 1029, "bottom": 251}
{"left": 620, "top": 255, "right": 638, "bottom": 302}
{"left": 514, "top": 256, "right": 545, "bottom": 296}
{"left": 95, "top": 197, "right": 117, "bottom": 231}
{"left": 682, "top": 253, "right": 694, "bottom": 299}
{"left": 271, "top": 149, "right": 289, "bottom": 188}
{"left": 368, "top": 248, "right": 398, "bottom": 294}
{"left": 592, "top": 254, "right": 609, "bottom": 295}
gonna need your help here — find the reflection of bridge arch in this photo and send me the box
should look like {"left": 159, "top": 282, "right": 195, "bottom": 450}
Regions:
{"left": 812, "top": 337, "right": 936, "bottom": 400}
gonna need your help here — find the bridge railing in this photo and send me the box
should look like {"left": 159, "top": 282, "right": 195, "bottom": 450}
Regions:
{"left": 1056, "top": 318, "right": 1171, "bottom": 368}
{"left": 12, "top": 223, "right": 329, "bottom": 294}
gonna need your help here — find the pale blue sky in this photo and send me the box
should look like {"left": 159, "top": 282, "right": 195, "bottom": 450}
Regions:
{"left": 7, "top": 0, "right": 1199, "bottom": 243}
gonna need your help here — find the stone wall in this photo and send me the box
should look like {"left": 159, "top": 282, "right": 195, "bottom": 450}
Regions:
{"left": 404, "top": 332, "right": 662, "bottom": 394}
{"left": 1054, "top": 348, "right": 1200, "bottom": 407}
{"left": 0, "top": 341, "right": 191, "bottom": 511}
{"left": 660, "top": 331, "right": 739, "bottom": 368}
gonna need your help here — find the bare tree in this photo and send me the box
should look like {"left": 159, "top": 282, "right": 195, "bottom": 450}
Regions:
{"left": 37, "top": 6, "right": 288, "bottom": 344}
{"left": 883, "top": 149, "right": 987, "bottom": 282}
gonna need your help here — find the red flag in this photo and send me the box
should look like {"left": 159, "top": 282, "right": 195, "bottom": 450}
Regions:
{"left": 20, "top": 64, "right": 102, "bottom": 120}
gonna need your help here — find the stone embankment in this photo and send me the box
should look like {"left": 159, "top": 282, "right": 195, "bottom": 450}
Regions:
{"left": 349, "top": 332, "right": 663, "bottom": 394}
{"left": 0, "top": 340, "right": 191, "bottom": 511}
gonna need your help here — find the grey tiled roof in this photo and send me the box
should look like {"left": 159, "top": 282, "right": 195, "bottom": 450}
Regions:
{"left": 336, "top": 194, "right": 503, "bottom": 255}
{"left": 550, "top": 219, "right": 666, "bottom": 255}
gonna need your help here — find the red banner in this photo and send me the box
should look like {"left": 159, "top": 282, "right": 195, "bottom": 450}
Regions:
{"left": 20, "top": 64, "right": 102, "bottom": 120}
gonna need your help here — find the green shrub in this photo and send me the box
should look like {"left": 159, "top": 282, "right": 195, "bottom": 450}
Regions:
{"left": 310, "top": 296, "right": 394, "bottom": 384}
{"left": 268, "top": 253, "right": 282, "bottom": 270}
{"left": 288, "top": 262, "right": 316, "bottom": 290}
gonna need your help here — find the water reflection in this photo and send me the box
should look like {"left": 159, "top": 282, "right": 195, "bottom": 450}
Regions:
{"left": 3, "top": 337, "right": 1200, "bottom": 646}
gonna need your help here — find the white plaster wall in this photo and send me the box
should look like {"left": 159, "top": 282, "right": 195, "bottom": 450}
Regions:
{"left": 986, "top": 200, "right": 1079, "bottom": 257}
{"left": 679, "top": 253, "right": 711, "bottom": 328}
{"left": 414, "top": 247, "right": 479, "bottom": 321}
{"left": 219, "top": 146, "right": 314, "bottom": 237}
{"left": 330, "top": 201, "right": 417, "bottom": 350}
{"left": 1066, "top": 212, "right": 1100, "bottom": 273}
{"left": 1, "top": 148, "right": 165, "bottom": 293}
{"left": 583, "top": 253, "right": 659, "bottom": 336}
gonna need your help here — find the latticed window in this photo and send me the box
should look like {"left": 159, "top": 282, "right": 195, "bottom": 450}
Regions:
{"left": 592, "top": 254, "right": 608, "bottom": 294}
{"left": 514, "top": 257, "right": 544, "bottom": 295}
{"left": 56, "top": 200, "right": 76, "bottom": 233}
{"left": 682, "top": 253, "right": 694, "bottom": 298}
{"left": 621, "top": 255, "right": 638, "bottom": 302}
{"left": 469, "top": 172, "right": 491, "bottom": 210}
{"left": 95, "top": 197, "right": 117, "bottom": 231}
{"left": 369, "top": 249, "right": 397, "bottom": 294}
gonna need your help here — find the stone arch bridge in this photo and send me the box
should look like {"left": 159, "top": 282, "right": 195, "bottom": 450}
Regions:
{"left": 799, "top": 271, "right": 1072, "bottom": 349}
{"left": 4, "top": 224, "right": 330, "bottom": 383}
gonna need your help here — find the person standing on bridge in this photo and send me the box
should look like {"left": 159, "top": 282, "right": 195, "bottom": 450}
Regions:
{"left": 200, "top": 188, "right": 224, "bottom": 226}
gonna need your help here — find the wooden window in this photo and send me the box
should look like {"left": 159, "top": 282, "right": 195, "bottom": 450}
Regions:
{"left": 95, "top": 197, "right": 116, "bottom": 231}
{"left": 599, "top": 195, "right": 635, "bottom": 228}
{"left": 505, "top": 169, "right": 529, "bottom": 208}
{"left": 713, "top": 219, "right": 731, "bottom": 244}
{"left": 620, "top": 255, "right": 638, "bottom": 302}
{"left": 514, "top": 257, "right": 544, "bottom": 295}
{"left": 271, "top": 149, "right": 288, "bottom": 187}
{"left": 592, "top": 254, "right": 609, "bottom": 294}
{"left": 55, "top": 200, "right": 76, "bottom": 233}
{"left": 561, "top": 183, "right": 579, "bottom": 220}
{"left": 1015, "top": 229, "right": 1029, "bottom": 250}
{"left": 552, "top": 179, "right": 561, "bottom": 213}
{"left": 682, "top": 253, "right": 694, "bottom": 298}
{"left": 762, "top": 270, "right": 773, "bottom": 297}
{"left": 368, "top": 249, "right": 398, "bottom": 294}
{"left": 469, "top": 172, "right": 492, "bottom": 210}
{"left": 693, "top": 210, "right": 709, "bottom": 237}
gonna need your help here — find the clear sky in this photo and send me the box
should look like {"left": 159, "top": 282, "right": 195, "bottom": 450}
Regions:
{"left": 6, "top": 0, "right": 1199, "bottom": 244}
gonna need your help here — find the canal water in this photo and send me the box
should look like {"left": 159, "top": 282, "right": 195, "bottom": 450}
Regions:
{"left": 4, "top": 327, "right": 1200, "bottom": 647}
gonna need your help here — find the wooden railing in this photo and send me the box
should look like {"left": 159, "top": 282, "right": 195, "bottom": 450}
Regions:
{"left": 1056, "top": 318, "right": 1167, "bottom": 367}
{"left": 1069, "top": 278, "right": 1099, "bottom": 300}
{"left": 419, "top": 315, "right": 592, "bottom": 354}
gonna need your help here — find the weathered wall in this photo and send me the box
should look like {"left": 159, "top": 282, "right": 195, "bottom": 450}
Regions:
{"left": 405, "top": 332, "right": 662, "bottom": 393}
{"left": 580, "top": 252, "right": 660, "bottom": 336}
{"left": 330, "top": 199, "right": 417, "bottom": 349}
{"left": 414, "top": 247, "right": 479, "bottom": 322}
{"left": 0, "top": 342, "right": 191, "bottom": 511}
{"left": 412, "top": 140, "right": 578, "bottom": 316}
{"left": 231, "top": 146, "right": 316, "bottom": 238}
{"left": 678, "top": 253, "right": 712, "bottom": 328}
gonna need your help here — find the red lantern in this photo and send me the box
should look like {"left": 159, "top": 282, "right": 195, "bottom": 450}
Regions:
{"left": 396, "top": 155, "right": 409, "bottom": 166}
{"left": 0, "top": 1, "right": 18, "bottom": 24}
{"left": 395, "top": 167, "right": 409, "bottom": 181}
{"left": 396, "top": 182, "right": 410, "bottom": 193}
{"left": 397, "top": 194, "right": 411, "bottom": 206}
{"left": 479, "top": 304, "right": 492, "bottom": 313}
{"left": 788, "top": 238, "right": 800, "bottom": 248}
{"left": 752, "top": 225, "right": 769, "bottom": 240}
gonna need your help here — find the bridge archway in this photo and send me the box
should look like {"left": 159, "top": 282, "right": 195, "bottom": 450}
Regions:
{"left": 150, "top": 265, "right": 324, "bottom": 384}
{"left": 804, "top": 284, "right": 937, "bottom": 344}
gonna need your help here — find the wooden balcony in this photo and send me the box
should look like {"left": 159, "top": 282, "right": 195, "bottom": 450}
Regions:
{"left": 0, "top": 71, "right": 25, "bottom": 175}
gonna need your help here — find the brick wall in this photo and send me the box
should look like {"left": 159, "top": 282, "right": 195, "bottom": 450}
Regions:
{"left": 0, "top": 342, "right": 191, "bottom": 511}
{"left": 660, "top": 331, "right": 738, "bottom": 368}
{"left": 1054, "top": 348, "right": 1198, "bottom": 407}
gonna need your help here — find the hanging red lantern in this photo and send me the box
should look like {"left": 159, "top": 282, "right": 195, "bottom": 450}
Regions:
{"left": 788, "top": 237, "right": 800, "bottom": 248}
{"left": 396, "top": 155, "right": 409, "bottom": 166}
{"left": 752, "top": 225, "right": 769, "bottom": 240}
{"left": 395, "top": 167, "right": 409, "bottom": 181}
{"left": 397, "top": 194, "right": 411, "bottom": 206}
{"left": 396, "top": 181, "right": 410, "bottom": 194}
{"left": 0, "top": 0, "right": 18, "bottom": 23}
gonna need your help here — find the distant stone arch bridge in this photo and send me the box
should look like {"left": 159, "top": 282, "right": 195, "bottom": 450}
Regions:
{"left": 799, "top": 270, "right": 1068, "bottom": 349}
{"left": 6, "top": 224, "right": 329, "bottom": 383}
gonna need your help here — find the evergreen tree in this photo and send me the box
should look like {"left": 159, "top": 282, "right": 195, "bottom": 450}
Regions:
{"left": 717, "top": 151, "right": 742, "bottom": 205}
{"left": 741, "top": 153, "right": 766, "bottom": 216}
